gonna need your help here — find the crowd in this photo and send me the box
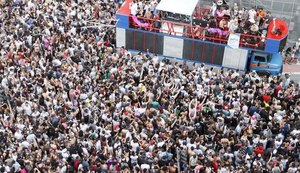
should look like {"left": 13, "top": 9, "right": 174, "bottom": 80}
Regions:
{"left": 129, "top": 0, "right": 273, "bottom": 48}
{"left": 1, "top": 0, "right": 300, "bottom": 173}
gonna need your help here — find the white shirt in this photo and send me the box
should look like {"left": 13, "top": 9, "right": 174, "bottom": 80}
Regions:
{"left": 22, "top": 141, "right": 30, "bottom": 148}
{"left": 210, "top": 4, "right": 217, "bottom": 16}
{"left": 130, "top": 3, "right": 138, "bottom": 15}
{"left": 70, "top": 10, "right": 76, "bottom": 16}
{"left": 26, "top": 134, "right": 36, "bottom": 143}
{"left": 134, "top": 107, "right": 146, "bottom": 116}
{"left": 259, "top": 138, "right": 268, "bottom": 149}
{"left": 15, "top": 130, "right": 24, "bottom": 140}
{"left": 130, "top": 155, "right": 138, "bottom": 163}
{"left": 53, "top": 59, "right": 62, "bottom": 67}
{"left": 141, "top": 164, "right": 150, "bottom": 170}
{"left": 27, "top": 0, "right": 35, "bottom": 8}
{"left": 275, "top": 139, "right": 282, "bottom": 149}
{"left": 17, "top": 123, "right": 25, "bottom": 131}
{"left": 131, "top": 141, "right": 139, "bottom": 152}
{"left": 1, "top": 77, "right": 8, "bottom": 89}
{"left": 44, "top": 28, "right": 51, "bottom": 36}
{"left": 187, "top": 143, "right": 196, "bottom": 150}
{"left": 96, "top": 140, "right": 101, "bottom": 151}
{"left": 290, "top": 138, "right": 299, "bottom": 145}
{"left": 80, "top": 124, "right": 89, "bottom": 132}
{"left": 144, "top": 4, "right": 151, "bottom": 12}
{"left": 157, "top": 141, "right": 165, "bottom": 148}
{"left": 82, "top": 147, "right": 89, "bottom": 156}
{"left": 248, "top": 9, "right": 257, "bottom": 21}
{"left": 59, "top": 166, "right": 67, "bottom": 173}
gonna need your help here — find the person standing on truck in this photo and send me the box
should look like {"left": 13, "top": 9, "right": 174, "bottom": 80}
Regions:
{"left": 219, "top": 18, "right": 228, "bottom": 30}
{"left": 250, "top": 21, "right": 259, "bottom": 35}
{"left": 264, "top": 11, "right": 273, "bottom": 28}
{"left": 248, "top": 7, "right": 257, "bottom": 24}
{"left": 238, "top": 7, "right": 248, "bottom": 23}
{"left": 193, "top": 16, "right": 208, "bottom": 39}
{"left": 129, "top": 0, "right": 138, "bottom": 16}
{"left": 210, "top": 2, "right": 217, "bottom": 17}
{"left": 150, "top": 0, "right": 158, "bottom": 15}
{"left": 228, "top": 18, "right": 239, "bottom": 33}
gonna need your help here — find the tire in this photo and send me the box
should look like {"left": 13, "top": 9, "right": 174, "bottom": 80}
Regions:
{"left": 256, "top": 70, "right": 271, "bottom": 77}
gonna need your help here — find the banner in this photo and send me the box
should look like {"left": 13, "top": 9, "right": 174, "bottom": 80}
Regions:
{"left": 131, "top": 15, "right": 149, "bottom": 28}
{"left": 228, "top": 33, "right": 241, "bottom": 49}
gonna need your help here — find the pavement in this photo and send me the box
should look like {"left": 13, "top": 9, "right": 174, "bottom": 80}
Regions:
{"left": 283, "top": 63, "right": 300, "bottom": 82}
{"left": 283, "top": 63, "right": 300, "bottom": 73}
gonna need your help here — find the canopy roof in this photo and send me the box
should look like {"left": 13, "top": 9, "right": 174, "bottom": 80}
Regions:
{"left": 156, "top": 0, "right": 199, "bottom": 16}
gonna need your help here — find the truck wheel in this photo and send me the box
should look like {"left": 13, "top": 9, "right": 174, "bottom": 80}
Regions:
{"left": 256, "top": 71, "right": 271, "bottom": 77}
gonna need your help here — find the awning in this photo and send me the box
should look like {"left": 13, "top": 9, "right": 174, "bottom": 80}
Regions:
{"left": 156, "top": 0, "right": 199, "bottom": 16}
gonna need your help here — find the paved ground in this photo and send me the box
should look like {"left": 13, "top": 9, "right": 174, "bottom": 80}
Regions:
{"left": 290, "top": 74, "right": 300, "bottom": 83}
{"left": 283, "top": 63, "right": 300, "bottom": 82}
{"left": 283, "top": 64, "right": 300, "bottom": 73}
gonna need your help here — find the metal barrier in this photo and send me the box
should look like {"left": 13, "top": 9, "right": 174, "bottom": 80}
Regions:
{"left": 129, "top": 15, "right": 266, "bottom": 50}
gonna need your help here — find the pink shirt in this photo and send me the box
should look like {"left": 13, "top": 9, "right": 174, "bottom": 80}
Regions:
{"left": 20, "top": 169, "right": 27, "bottom": 173}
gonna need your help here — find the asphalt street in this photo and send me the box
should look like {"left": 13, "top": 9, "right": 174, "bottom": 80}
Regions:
{"left": 283, "top": 64, "right": 300, "bottom": 82}
{"left": 290, "top": 74, "right": 300, "bottom": 83}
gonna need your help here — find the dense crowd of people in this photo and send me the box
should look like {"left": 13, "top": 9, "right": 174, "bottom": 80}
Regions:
{"left": 129, "top": 0, "right": 274, "bottom": 48}
{"left": 0, "top": 0, "right": 300, "bottom": 173}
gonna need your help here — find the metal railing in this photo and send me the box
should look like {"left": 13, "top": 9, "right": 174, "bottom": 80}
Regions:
{"left": 129, "top": 15, "right": 266, "bottom": 50}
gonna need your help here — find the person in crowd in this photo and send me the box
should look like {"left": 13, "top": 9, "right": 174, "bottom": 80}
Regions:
{"left": 228, "top": 17, "right": 239, "bottom": 33}
{"left": 239, "top": 7, "right": 248, "bottom": 23}
{"left": 210, "top": 2, "right": 217, "bottom": 17}
{"left": 130, "top": 0, "right": 139, "bottom": 15}
{"left": 232, "top": 3, "right": 239, "bottom": 16}
{"left": 248, "top": 6, "right": 257, "bottom": 24}
{"left": 250, "top": 22, "right": 259, "bottom": 35}
{"left": 219, "top": 18, "right": 228, "bottom": 30}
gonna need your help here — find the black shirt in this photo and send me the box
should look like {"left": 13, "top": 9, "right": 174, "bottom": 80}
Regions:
{"left": 259, "top": 109, "right": 269, "bottom": 121}
{"left": 200, "top": 19, "right": 208, "bottom": 27}
{"left": 209, "top": 21, "right": 217, "bottom": 28}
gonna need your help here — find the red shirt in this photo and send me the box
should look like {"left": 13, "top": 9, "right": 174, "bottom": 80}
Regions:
{"left": 262, "top": 95, "right": 271, "bottom": 102}
{"left": 90, "top": 165, "right": 97, "bottom": 171}
{"left": 255, "top": 146, "right": 264, "bottom": 155}
{"left": 212, "top": 161, "right": 218, "bottom": 171}
{"left": 74, "top": 159, "right": 80, "bottom": 170}
{"left": 6, "top": 52, "right": 13, "bottom": 57}
{"left": 274, "top": 86, "right": 282, "bottom": 96}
